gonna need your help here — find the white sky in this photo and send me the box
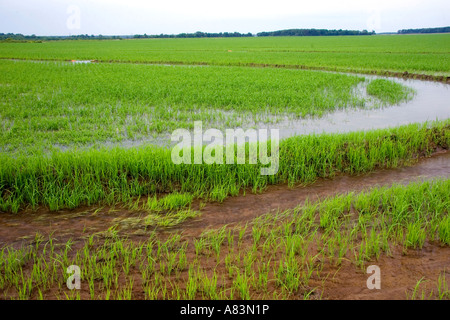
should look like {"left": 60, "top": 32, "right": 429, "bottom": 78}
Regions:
{"left": 0, "top": 0, "right": 449, "bottom": 36}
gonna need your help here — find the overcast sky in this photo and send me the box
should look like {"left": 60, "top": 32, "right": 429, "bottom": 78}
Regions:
{"left": 1, "top": 0, "right": 449, "bottom": 36}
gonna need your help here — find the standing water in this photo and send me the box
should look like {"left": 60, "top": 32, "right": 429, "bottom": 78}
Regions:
{"left": 266, "top": 74, "right": 450, "bottom": 140}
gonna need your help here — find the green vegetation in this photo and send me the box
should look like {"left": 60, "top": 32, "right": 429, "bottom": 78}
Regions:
{"left": 0, "top": 28, "right": 377, "bottom": 41}
{"left": 0, "top": 120, "right": 448, "bottom": 213}
{"left": 0, "top": 179, "right": 448, "bottom": 300}
{"left": 257, "top": 29, "right": 374, "bottom": 36}
{"left": 398, "top": 26, "right": 450, "bottom": 34}
{"left": 0, "top": 34, "right": 449, "bottom": 76}
{"left": 0, "top": 34, "right": 449, "bottom": 301}
{"left": 366, "top": 79, "right": 415, "bottom": 105}
{"left": 0, "top": 31, "right": 254, "bottom": 41}
{"left": 0, "top": 60, "right": 413, "bottom": 153}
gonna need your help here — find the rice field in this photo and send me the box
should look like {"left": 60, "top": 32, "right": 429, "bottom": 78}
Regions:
{"left": 0, "top": 34, "right": 449, "bottom": 77}
{"left": 0, "top": 59, "right": 413, "bottom": 154}
{"left": 0, "top": 35, "right": 449, "bottom": 301}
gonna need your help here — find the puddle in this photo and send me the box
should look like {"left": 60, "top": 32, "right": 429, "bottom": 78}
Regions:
{"left": 70, "top": 60, "right": 94, "bottom": 64}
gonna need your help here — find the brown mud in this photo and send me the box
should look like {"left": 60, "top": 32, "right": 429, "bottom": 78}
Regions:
{"left": 0, "top": 150, "right": 448, "bottom": 246}
{"left": 181, "top": 150, "right": 450, "bottom": 237}
{"left": 317, "top": 242, "right": 450, "bottom": 300}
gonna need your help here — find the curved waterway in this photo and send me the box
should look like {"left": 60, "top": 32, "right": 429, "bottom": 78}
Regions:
{"left": 109, "top": 70, "right": 450, "bottom": 148}
{"left": 263, "top": 73, "right": 450, "bottom": 140}
{"left": 5, "top": 59, "right": 448, "bottom": 149}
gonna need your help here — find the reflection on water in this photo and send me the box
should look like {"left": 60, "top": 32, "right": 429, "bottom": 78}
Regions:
{"left": 264, "top": 74, "right": 450, "bottom": 140}
{"left": 124, "top": 74, "right": 450, "bottom": 148}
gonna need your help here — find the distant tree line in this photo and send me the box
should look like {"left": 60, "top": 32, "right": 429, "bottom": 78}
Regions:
{"left": 257, "top": 29, "right": 375, "bottom": 37}
{"left": 0, "top": 33, "right": 124, "bottom": 42}
{"left": 397, "top": 27, "right": 450, "bottom": 34}
{"left": 4, "top": 27, "right": 449, "bottom": 42}
{"left": 0, "top": 32, "right": 254, "bottom": 42}
{"left": 132, "top": 31, "right": 253, "bottom": 38}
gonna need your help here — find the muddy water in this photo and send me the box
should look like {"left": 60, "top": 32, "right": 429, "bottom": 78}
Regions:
{"left": 5, "top": 59, "right": 449, "bottom": 140}
{"left": 0, "top": 151, "right": 448, "bottom": 248}
{"left": 262, "top": 74, "right": 450, "bottom": 140}
{"left": 180, "top": 150, "right": 450, "bottom": 234}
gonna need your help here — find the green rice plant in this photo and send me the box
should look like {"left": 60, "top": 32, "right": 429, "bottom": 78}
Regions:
{"left": 303, "top": 288, "right": 318, "bottom": 300}
{"left": 407, "top": 277, "right": 428, "bottom": 300}
{"left": 437, "top": 272, "right": 449, "bottom": 300}
{"left": 275, "top": 254, "right": 302, "bottom": 293}
{"left": 156, "top": 192, "right": 194, "bottom": 211}
{"left": 367, "top": 79, "right": 415, "bottom": 106}
{"left": 226, "top": 229, "right": 235, "bottom": 248}
{"left": 104, "top": 288, "right": 112, "bottom": 300}
{"left": 144, "top": 195, "right": 159, "bottom": 211}
{"left": 354, "top": 242, "right": 367, "bottom": 270}
{"left": 177, "top": 249, "right": 187, "bottom": 272}
{"left": 0, "top": 59, "right": 389, "bottom": 154}
{"left": 88, "top": 275, "right": 96, "bottom": 300}
{"left": 202, "top": 226, "right": 227, "bottom": 258}
{"left": 194, "top": 237, "right": 207, "bottom": 256}
{"left": 63, "top": 290, "right": 81, "bottom": 300}
{"left": 115, "top": 278, "right": 134, "bottom": 300}
{"left": 33, "top": 232, "right": 44, "bottom": 251}
{"left": 379, "top": 228, "right": 392, "bottom": 257}
{"left": 243, "top": 251, "right": 256, "bottom": 276}
{"left": 127, "top": 195, "right": 141, "bottom": 211}
{"left": 334, "top": 231, "right": 351, "bottom": 265}
{"left": 16, "top": 270, "right": 33, "bottom": 300}
{"left": 255, "top": 260, "right": 271, "bottom": 292}
{"left": 1, "top": 120, "right": 448, "bottom": 213}
{"left": 233, "top": 269, "right": 251, "bottom": 300}
{"left": 170, "top": 283, "right": 183, "bottom": 300}
{"left": 252, "top": 226, "right": 263, "bottom": 246}
{"left": 438, "top": 215, "right": 450, "bottom": 245}
{"left": 284, "top": 234, "right": 305, "bottom": 256}
{"left": 200, "top": 270, "right": 219, "bottom": 300}
{"left": 184, "top": 265, "right": 199, "bottom": 299}
{"left": 224, "top": 252, "right": 235, "bottom": 278}
{"left": 405, "top": 220, "right": 427, "bottom": 249}
{"left": 303, "top": 253, "right": 321, "bottom": 286}
{"left": 238, "top": 224, "right": 248, "bottom": 246}
{"left": 144, "top": 209, "right": 200, "bottom": 228}
{"left": 144, "top": 281, "right": 160, "bottom": 300}
{"left": 364, "top": 227, "right": 382, "bottom": 260}
{"left": 0, "top": 178, "right": 448, "bottom": 300}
